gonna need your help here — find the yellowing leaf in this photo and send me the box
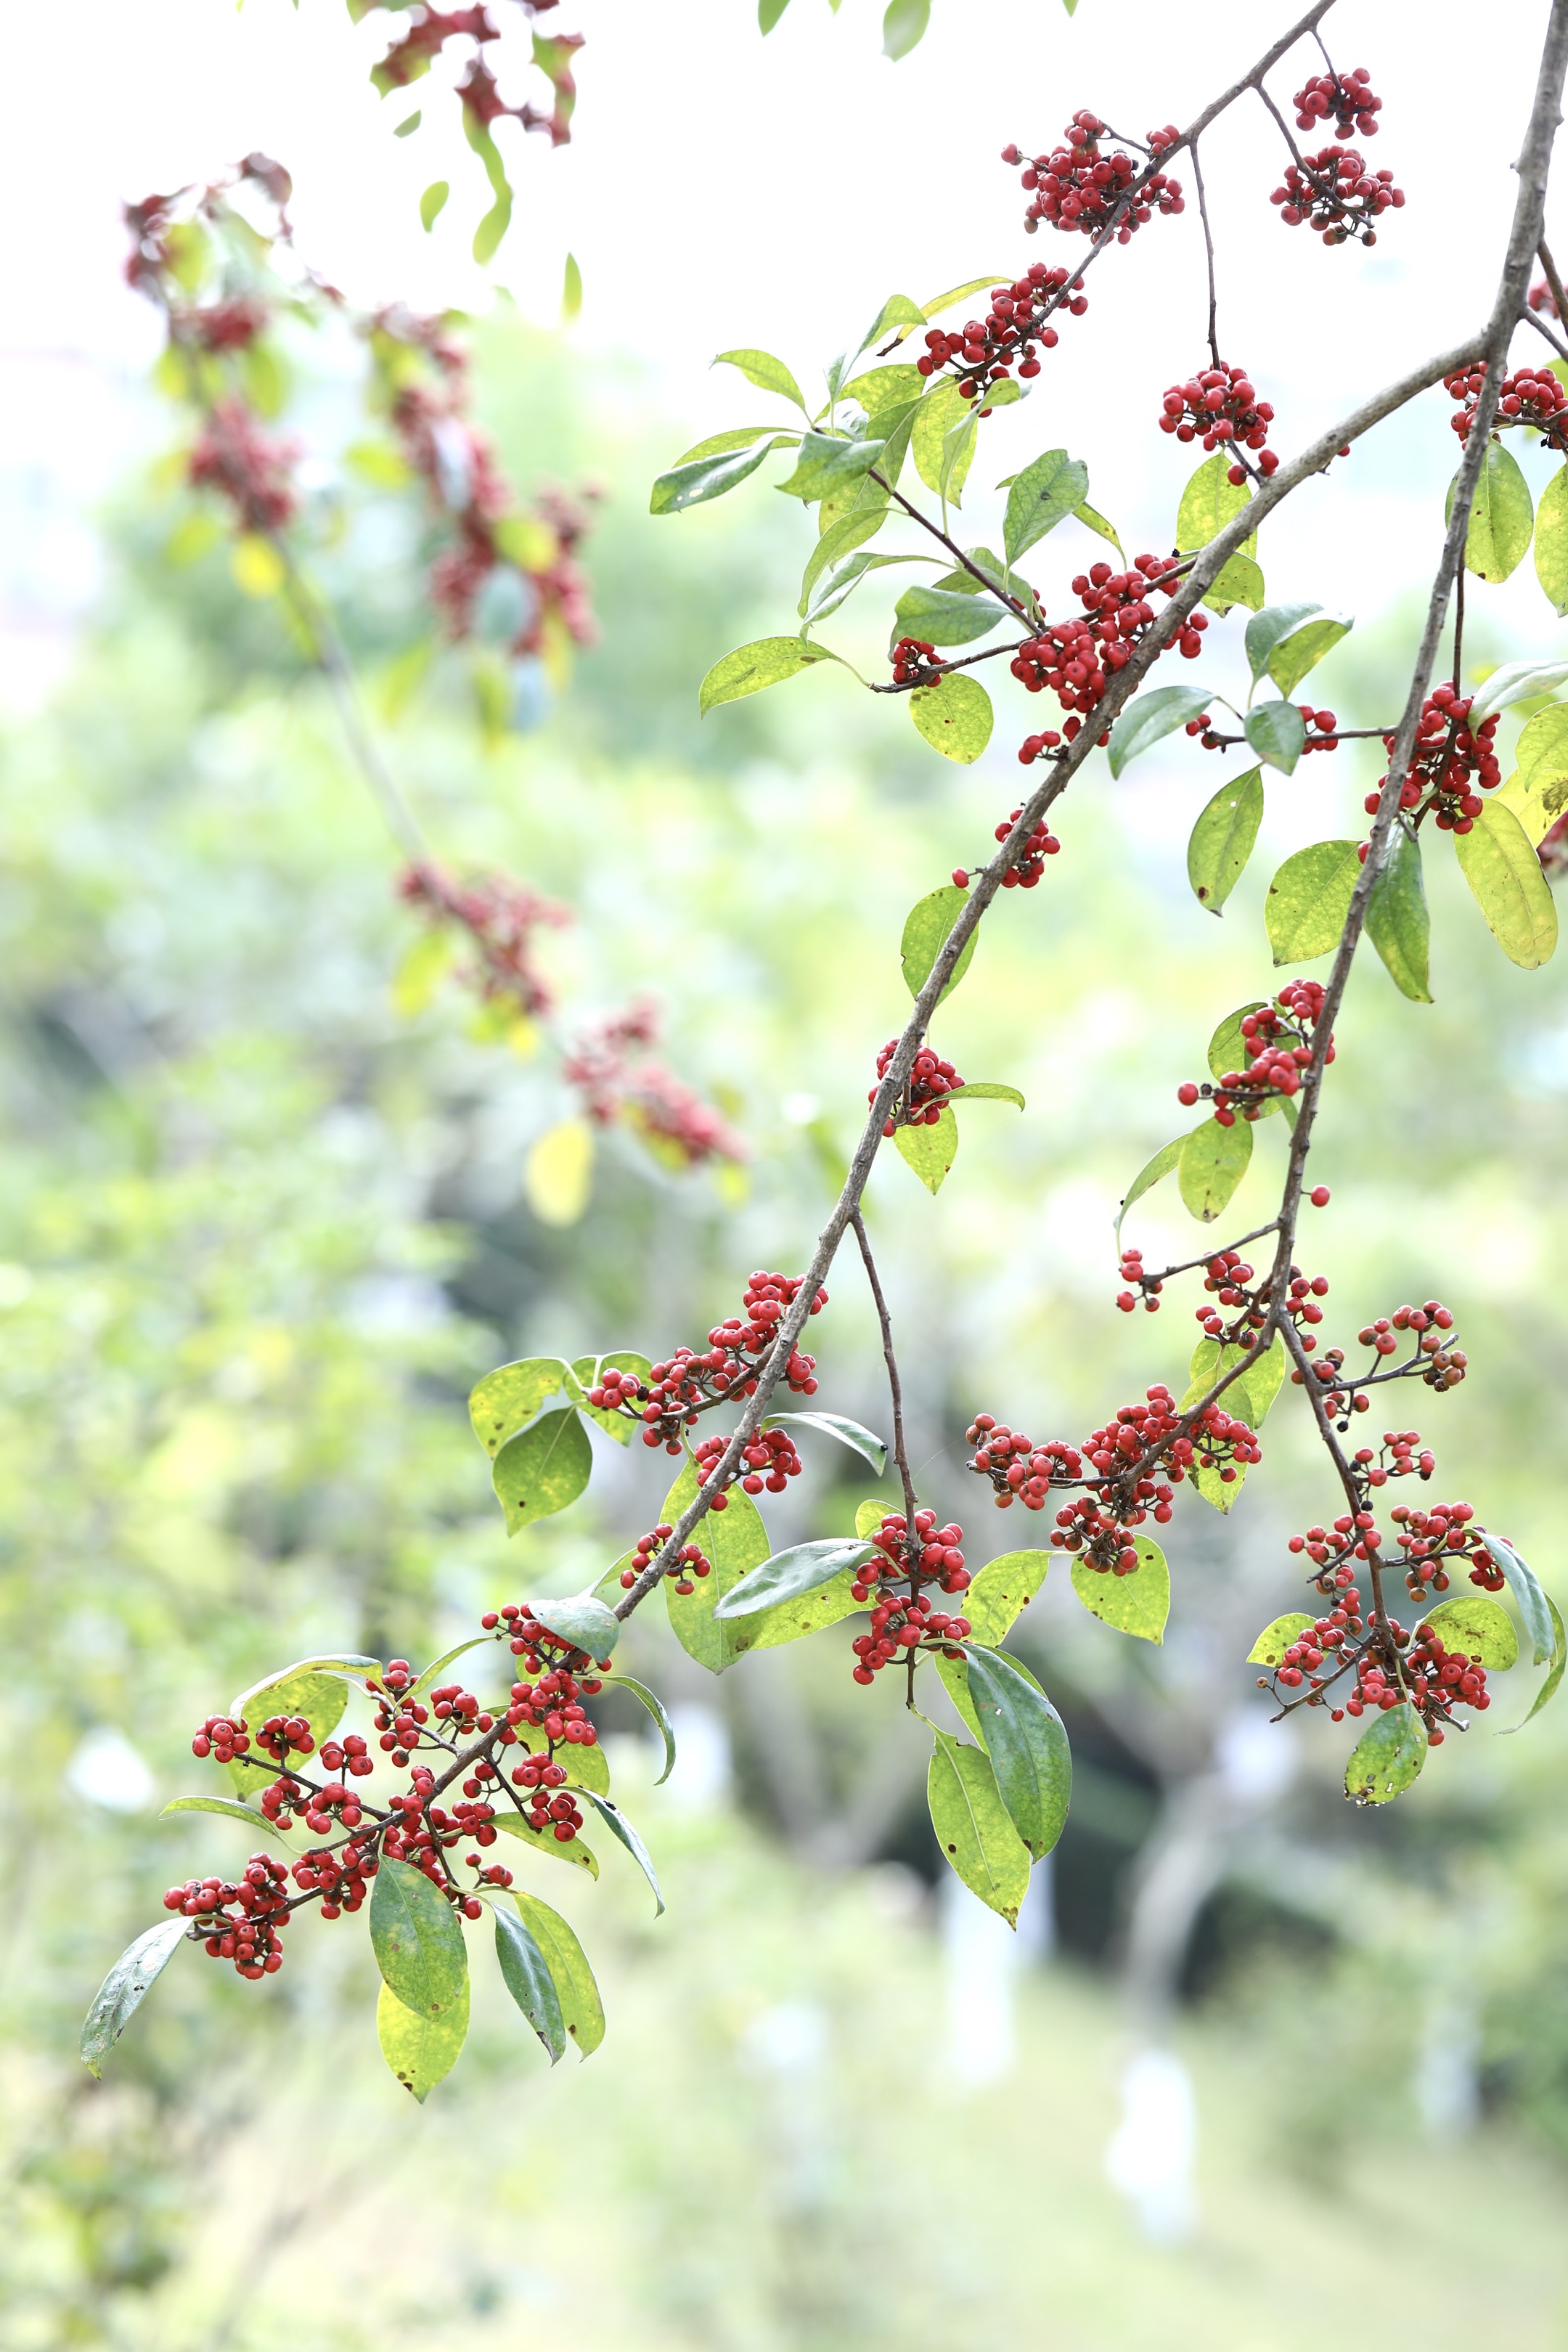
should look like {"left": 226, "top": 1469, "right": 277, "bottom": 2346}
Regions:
{"left": 230, "top": 534, "right": 286, "bottom": 598}
{"left": 525, "top": 1119, "right": 595, "bottom": 1227}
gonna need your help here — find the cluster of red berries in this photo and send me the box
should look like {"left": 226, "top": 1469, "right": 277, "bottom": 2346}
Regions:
{"left": 372, "top": 1667, "right": 436, "bottom": 1768}
{"left": 873, "top": 1039, "right": 963, "bottom": 1134}
{"left": 1371, "top": 690, "right": 1501, "bottom": 834}
{"left": 694, "top": 1422, "right": 804, "bottom": 1502}
{"left": 1445, "top": 363, "right": 1568, "bottom": 454}
{"left": 1177, "top": 982, "right": 1334, "bottom": 1126}
{"left": 965, "top": 1418, "right": 1088, "bottom": 1511}
{"left": 188, "top": 396, "right": 301, "bottom": 534}
{"left": 1398, "top": 1625, "right": 1488, "bottom": 1739}
{"left": 560, "top": 1000, "right": 748, "bottom": 1171}
{"left": 1114, "top": 1247, "right": 1162, "bottom": 1314}
{"left": 1270, "top": 1600, "right": 1360, "bottom": 1689}
{"left": 1159, "top": 362, "right": 1279, "bottom": 483}
{"left": 1292, "top": 65, "right": 1382, "bottom": 138}
{"left": 514, "top": 1766, "right": 584, "bottom": 1845}
{"left": 163, "top": 1854, "right": 291, "bottom": 1980}
{"left": 891, "top": 636, "right": 942, "bottom": 686}
{"left": 1010, "top": 556, "right": 1203, "bottom": 734}
{"left": 849, "top": 1510, "right": 971, "bottom": 1686}
{"left": 398, "top": 860, "right": 571, "bottom": 1020}
{"left": 916, "top": 263, "right": 1087, "bottom": 401}
{"left": 291, "top": 1839, "right": 376, "bottom": 1918}
{"left": 992, "top": 805, "right": 1062, "bottom": 881}
{"left": 258, "top": 1768, "right": 366, "bottom": 1834}
{"left": 1003, "top": 116, "right": 1184, "bottom": 243}
{"left": 1188, "top": 1249, "right": 1264, "bottom": 1342}
{"left": 1270, "top": 147, "right": 1402, "bottom": 244}
{"left": 255, "top": 1711, "right": 317, "bottom": 1764}
{"left": 192, "top": 1714, "right": 250, "bottom": 1765}
{"left": 584, "top": 1274, "right": 827, "bottom": 1453}
{"left": 1186, "top": 707, "right": 1342, "bottom": 754}
{"left": 621, "top": 1522, "right": 713, "bottom": 1593}
{"left": 1389, "top": 1497, "right": 1490, "bottom": 1598}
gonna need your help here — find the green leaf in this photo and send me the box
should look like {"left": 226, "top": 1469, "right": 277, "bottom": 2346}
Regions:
{"left": 513, "top": 1890, "right": 605, "bottom": 2054}
{"left": 603, "top": 1675, "right": 677, "bottom": 1784}
{"left": 1366, "top": 823, "right": 1432, "bottom": 1002}
{"left": 1498, "top": 703, "right": 1568, "bottom": 841}
{"left": 1070, "top": 1539, "right": 1170, "bottom": 1643}
{"left": 1203, "top": 550, "right": 1266, "bottom": 617}
{"left": 469, "top": 1356, "right": 572, "bottom": 1458}
{"left": 513, "top": 1716, "right": 612, "bottom": 1797}
{"left": 1533, "top": 462, "right": 1568, "bottom": 614}
{"left": 844, "top": 363, "right": 926, "bottom": 412}
{"left": 1265, "top": 839, "right": 1361, "bottom": 965}
{"left": 395, "top": 109, "right": 423, "bottom": 136}
{"left": 1114, "top": 1137, "right": 1183, "bottom": 1242}
{"left": 674, "top": 425, "right": 799, "bottom": 466}
{"left": 419, "top": 180, "right": 449, "bottom": 232}
{"left": 1183, "top": 1334, "right": 1286, "bottom": 1430}
{"left": 852, "top": 294, "right": 926, "bottom": 362}
{"left": 799, "top": 505, "right": 891, "bottom": 613}
{"left": 1244, "top": 698, "right": 1306, "bottom": 776}
{"left": 960, "top": 1647, "right": 1071, "bottom": 1861}
{"left": 1344, "top": 1703, "right": 1427, "bottom": 1805}
{"left": 1245, "top": 602, "right": 1323, "bottom": 685}
{"left": 409, "top": 1637, "right": 495, "bottom": 1701}
{"left": 226, "top": 1659, "right": 367, "bottom": 1793}
{"left": 493, "top": 1405, "right": 592, "bottom": 1538}
{"left": 764, "top": 1410, "right": 886, "bottom": 1474}
{"left": 759, "top": 0, "right": 792, "bottom": 29}
{"left": 1454, "top": 800, "right": 1559, "bottom": 968}
{"left": 920, "top": 275, "right": 1011, "bottom": 324}
{"left": 895, "top": 1106, "right": 958, "bottom": 1193}
{"left": 713, "top": 347, "right": 807, "bottom": 411}
{"left": 945, "top": 1082, "right": 1025, "bottom": 1109}
{"left": 714, "top": 1537, "right": 873, "bottom": 1619}
{"left": 698, "top": 636, "right": 839, "bottom": 714}
{"left": 900, "top": 883, "right": 976, "bottom": 1004}
{"left": 1188, "top": 767, "right": 1264, "bottom": 915}
{"left": 561, "top": 251, "right": 583, "bottom": 322}
{"left": 776, "top": 432, "right": 886, "bottom": 503}
{"left": 1268, "top": 613, "right": 1352, "bottom": 699}
{"left": 730, "top": 1567, "right": 868, "bottom": 1654}
{"left": 578, "top": 1792, "right": 664, "bottom": 1915}
{"left": 160, "top": 1795, "right": 265, "bottom": 1825}
{"left": 528, "top": 1591, "right": 621, "bottom": 1659}
{"left": 1418, "top": 1594, "right": 1519, "bottom": 1672}
{"left": 1178, "top": 1115, "right": 1253, "bottom": 1222}
{"left": 650, "top": 434, "right": 792, "bottom": 515}
{"left": 883, "top": 0, "right": 931, "bottom": 57}
{"left": 1461, "top": 443, "right": 1534, "bottom": 583}
{"left": 377, "top": 1976, "right": 468, "bottom": 2101}
{"left": 491, "top": 1813, "right": 599, "bottom": 1876}
{"left": 934, "top": 1649, "right": 987, "bottom": 1745}
{"left": 912, "top": 380, "right": 969, "bottom": 497}
{"left": 369, "top": 1856, "right": 469, "bottom": 2022}
{"left": 1485, "top": 1531, "right": 1564, "bottom": 1720}
{"left": 81, "top": 1920, "right": 187, "bottom": 2076}
{"left": 1470, "top": 658, "right": 1568, "bottom": 727}
{"left": 465, "top": 113, "right": 513, "bottom": 264}
{"left": 1107, "top": 685, "right": 1212, "bottom": 779}
{"left": 938, "top": 415, "right": 978, "bottom": 508}
{"left": 1247, "top": 1612, "right": 1316, "bottom": 1667}
{"left": 1206, "top": 1003, "right": 1267, "bottom": 1085}
{"left": 960, "top": 1551, "right": 1049, "bottom": 1646}
{"left": 660, "top": 1458, "right": 771, "bottom": 1673}
{"left": 891, "top": 583, "right": 1005, "bottom": 648}
{"left": 494, "top": 1901, "right": 566, "bottom": 2061}
{"left": 1176, "top": 452, "right": 1255, "bottom": 558}
{"left": 908, "top": 672, "right": 992, "bottom": 764}
{"left": 1003, "top": 449, "right": 1090, "bottom": 565}
{"left": 856, "top": 1498, "right": 898, "bottom": 1539}
{"left": 566, "top": 1351, "right": 653, "bottom": 1445}
{"left": 926, "top": 1729, "right": 1031, "bottom": 1925}
{"left": 1074, "top": 499, "right": 1124, "bottom": 560}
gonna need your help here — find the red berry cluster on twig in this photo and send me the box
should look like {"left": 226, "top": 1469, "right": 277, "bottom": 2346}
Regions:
{"left": 563, "top": 998, "right": 748, "bottom": 1168}
{"left": 1011, "top": 555, "right": 1204, "bottom": 743}
{"left": 849, "top": 1510, "right": 972, "bottom": 1686}
{"left": 586, "top": 1272, "right": 827, "bottom": 1456}
{"left": 873, "top": 1039, "right": 963, "bottom": 1133}
{"left": 1002, "top": 115, "right": 1183, "bottom": 243}
{"left": 1445, "top": 362, "right": 1568, "bottom": 454}
{"left": 621, "top": 1522, "right": 713, "bottom": 1593}
{"left": 695, "top": 1422, "right": 804, "bottom": 1502}
{"left": 1366, "top": 687, "right": 1500, "bottom": 834}
{"left": 1159, "top": 362, "right": 1279, "bottom": 484}
{"left": 917, "top": 264, "right": 1085, "bottom": 401}
{"left": 1293, "top": 66, "right": 1383, "bottom": 139}
{"left": 891, "top": 636, "right": 943, "bottom": 685}
{"left": 993, "top": 806, "right": 1062, "bottom": 882}
{"left": 1177, "top": 981, "right": 1334, "bottom": 1124}
{"left": 398, "top": 859, "right": 571, "bottom": 1019}
{"left": 163, "top": 1855, "right": 291, "bottom": 1979}
{"left": 1270, "top": 146, "right": 1402, "bottom": 244}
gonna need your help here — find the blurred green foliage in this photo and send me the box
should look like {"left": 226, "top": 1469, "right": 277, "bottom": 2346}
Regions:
{"left": 4, "top": 314, "right": 1568, "bottom": 2345}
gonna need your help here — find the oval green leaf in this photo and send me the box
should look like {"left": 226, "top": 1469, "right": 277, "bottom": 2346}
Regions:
{"left": 900, "top": 883, "right": 976, "bottom": 1003}
{"left": 161, "top": 1795, "right": 266, "bottom": 1826}
{"left": 892, "top": 582, "right": 1005, "bottom": 648}
{"left": 81, "top": 1919, "right": 188, "bottom": 2077}
{"left": 698, "top": 636, "right": 839, "bottom": 714}
{"left": 1203, "top": 550, "right": 1265, "bottom": 617}
{"left": 713, "top": 1537, "right": 873, "bottom": 1620}
{"left": 1247, "top": 1612, "right": 1316, "bottom": 1667}
{"left": 1245, "top": 601, "right": 1322, "bottom": 685}
{"left": 1265, "top": 838, "right": 1360, "bottom": 965}
{"left": 1176, "top": 452, "right": 1255, "bottom": 556}
{"left": 1366, "top": 822, "right": 1432, "bottom": 1002}
{"left": 1114, "top": 1135, "right": 1183, "bottom": 1243}
{"left": 712, "top": 346, "right": 806, "bottom": 409}
{"left": 894, "top": 1105, "right": 958, "bottom": 1193}
{"left": 1244, "top": 698, "right": 1306, "bottom": 777}
{"left": 493, "top": 1900, "right": 566, "bottom": 2061}
{"left": 603, "top": 1675, "right": 677, "bottom": 1784}
{"left": 1267, "top": 613, "right": 1352, "bottom": 699}
{"left": 527, "top": 1590, "right": 620, "bottom": 1659}
{"left": 926, "top": 1728, "right": 1031, "bottom": 1926}
{"left": 469, "top": 1356, "right": 572, "bottom": 1458}
{"left": 1454, "top": 799, "right": 1559, "bottom": 968}
{"left": 369, "top": 1855, "right": 469, "bottom": 2022}
{"left": 960, "top": 1551, "right": 1049, "bottom": 1646}
{"left": 945, "top": 1082, "right": 1025, "bottom": 1109}
{"left": 1003, "top": 448, "right": 1090, "bottom": 565}
{"left": 1463, "top": 442, "right": 1534, "bottom": 582}
{"left": 799, "top": 505, "right": 891, "bottom": 613}
{"left": 1533, "top": 462, "right": 1568, "bottom": 615}
{"left": 493, "top": 1405, "right": 593, "bottom": 1538}
{"left": 1188, "top": 766, "right": 1264, "bottom": 914}
{"left": 1470, "top": 658, "right": 1568, "bottom": 727}
{"left": 1499, "top": 703, "right": 1568, "bottom": 843}
{"left": 377, "top": 1975, "right": 468, "bottom": 2101}
{"left": 777, "top": 431, "right": 886, "bottom": 503}
{"left": 491, "top": 1813, "right": 600, "bottom": 1877}
{"left": 908, "top": 673, "right": 993, "bottom": 764}
{"left": 764, "top": 1410, "right": 887, "bottom": 1474}
{"left": 578, "top": 1791, "right": 664, "bottom": 1916}
{"left": 513, "top": 1890, "right": 605, "bottom": 2056}
{"left": 1178, "top": 1115, "right": 1253, "bottom": 1222}
{"left": 650, "top": 433, "right": 791, "bottom": 516}
{"left": 960, "top": 1646, "right": 1071, "bottom": 1861}
{"left": 1344, "top": 1702, "right": 1427, "bottom": 1805}
{"left": 1070, "top": 1538, "right": 1169, "bottom": 1644}
{"left": 1107, "top": 685, "right": 1212, "bottom": 780}
{"left": 660, "top": 1458, "right": 771, "bottom": 1673}
{"left": 1418, "top": 1593, "right": 1519, "bottom": 1672}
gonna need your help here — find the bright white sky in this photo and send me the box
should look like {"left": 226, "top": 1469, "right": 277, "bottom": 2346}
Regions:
{"left": 0, "top": 0, "right": 1561, "bottom": 699}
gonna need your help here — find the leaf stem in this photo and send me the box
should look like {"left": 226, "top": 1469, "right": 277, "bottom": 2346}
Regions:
{"left": 850, "top": 1208, "right": 920, "bottom": 1530}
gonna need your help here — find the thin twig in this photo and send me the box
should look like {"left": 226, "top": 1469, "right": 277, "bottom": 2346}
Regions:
{"left": 1539, "top": 234, "right": 1568, "bottom": 322}
{"left": 851, "top": 1209, "right": 920, "bottom": 1529}
{"left": 1190, "top": 140, "right": 1222, "bottom": 367}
